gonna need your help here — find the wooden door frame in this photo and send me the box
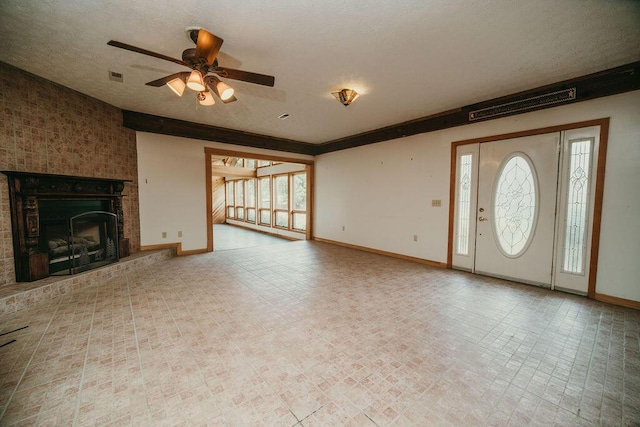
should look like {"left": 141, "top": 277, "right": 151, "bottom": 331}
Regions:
{"left": 205, "top": 147, "right": 314, "bottom": 252}
{"left": 447, "top": 118, "right": 609, "bottom": 299}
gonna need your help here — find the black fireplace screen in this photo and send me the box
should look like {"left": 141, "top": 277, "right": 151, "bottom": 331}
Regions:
{"left": 44, "top": 211, "right": 119, "bottom": 275}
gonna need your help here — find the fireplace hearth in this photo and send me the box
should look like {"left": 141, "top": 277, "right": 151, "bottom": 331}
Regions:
{"left": 2, "top": 171, "right": 130, "bottom": 282}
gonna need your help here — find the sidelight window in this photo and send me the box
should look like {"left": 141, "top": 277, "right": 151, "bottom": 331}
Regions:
{"left": 562, "top": 139, "right": 593, "bottom": 274}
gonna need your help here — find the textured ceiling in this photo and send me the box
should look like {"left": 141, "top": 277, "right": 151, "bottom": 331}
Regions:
{"left": 1, "top": 0, "right": 639, "bottom": 144}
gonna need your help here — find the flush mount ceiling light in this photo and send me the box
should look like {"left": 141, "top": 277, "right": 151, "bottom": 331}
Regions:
{"left": 332, "top": 89, "right": 359, "bottom": 106}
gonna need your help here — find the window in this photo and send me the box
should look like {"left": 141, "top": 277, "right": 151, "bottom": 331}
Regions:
{"left": 274, "top": 175, "right": 289, "bottom": 228}
{"left": 562, "top": 139, "right": 593, "bottom": 274}
{"left": 226, "top": 181, "right": 235, "bottom": 218}
{"left": 246, "top": 179, "right": 256, "bottom": 223}
{"left": 224, "top": 161, "right": 308, "bottom": 235}
{"left": 245, "top": 159, "right": 256, "bottom": 169}
{"left": 257, "top": 160, "right": 271, "bottom": 167}
{"left": 456, "top": 154, "right": 473, "bottom": 255}
{"left": 292, "top": 173, "right": 307, "bottom": 231}
{"left": 235, "top": 181, "right": 244, "bottom": 220}
{"left": 258, "top": 177, "right": 271, "bottom": 225}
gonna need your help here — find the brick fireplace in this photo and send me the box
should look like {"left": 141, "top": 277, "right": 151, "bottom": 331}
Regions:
{"left": 2, "top": 171, "right": 130, "bottom": 282}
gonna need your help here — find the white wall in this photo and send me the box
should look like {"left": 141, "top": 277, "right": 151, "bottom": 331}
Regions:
{"left": 314, "top": 91, "right": 640, "bottom": 302}
{"left": 136, "top": 132, "right": 312, "bottom": 251}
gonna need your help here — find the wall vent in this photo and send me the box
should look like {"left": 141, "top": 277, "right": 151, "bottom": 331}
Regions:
{"left": 277, "top": 113, "right": 290, "bottom": 120}
{"left": 108, "top": 71, "right": 124, "bottom": 83}
{"left": 469, "top": 87, "right": 576, "bottom": 121}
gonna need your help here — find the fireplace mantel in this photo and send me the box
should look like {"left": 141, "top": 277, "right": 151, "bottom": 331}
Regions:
{"left": 2, "top": 171, "right": 131, "bottom": 282}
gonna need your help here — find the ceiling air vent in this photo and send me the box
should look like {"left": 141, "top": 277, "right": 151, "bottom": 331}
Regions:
{"left": 108, "top": 71, "right": 124, "bottom": 83}
{"left": 469, "top": 87, "right": 576, "bottom": 121}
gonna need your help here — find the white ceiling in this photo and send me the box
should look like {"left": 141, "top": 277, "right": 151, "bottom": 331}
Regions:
{"left": 1, "top": 0, "right": 639, "bottom": 144}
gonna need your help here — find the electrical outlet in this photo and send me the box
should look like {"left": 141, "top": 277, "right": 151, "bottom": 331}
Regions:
{"left": 162, "top": 232, "right": 167, "bottom": 238}
{"left": 432, "top": 199, "right": 442, "bottom": 207}
{"left": 413, "top": 234, "right": 418, "bottom": 242}
{"left": 178, "top": 231, "right": 183, "bottom": 237}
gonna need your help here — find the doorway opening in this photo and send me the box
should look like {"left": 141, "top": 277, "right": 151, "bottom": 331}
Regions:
{"left": 205, "top": 147, "right": 314, "bottom": 252}
{"left": 448, "top": 118, "right": 609, "bottom": 298}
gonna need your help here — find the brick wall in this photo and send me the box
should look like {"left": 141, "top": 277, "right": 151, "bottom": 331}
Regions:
{"left": 0, "top": 62, "right": 140, "bottom": 286}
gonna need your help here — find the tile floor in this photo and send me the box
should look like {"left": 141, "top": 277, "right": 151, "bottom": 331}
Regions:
{"left": 214, "top": 224, "right": 292, "bottom": 251}
{"left": 0, "top": 240, "right": 638, "bottom": 426}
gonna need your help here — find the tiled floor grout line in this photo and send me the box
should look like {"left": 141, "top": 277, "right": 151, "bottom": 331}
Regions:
{"left": 153, "top": 273, "right": 227, "bottom": 423}
{"left": 576, "top": 307, "right": 606, "bottom": 423}
{"left": 125, "top": 272, "right": 152, "bottom": 425}
{"left": 71, "top": 284, "right": 100, "bottom": 427}
{"left": 0, "top": 298, "right": 63, "bottom": 421}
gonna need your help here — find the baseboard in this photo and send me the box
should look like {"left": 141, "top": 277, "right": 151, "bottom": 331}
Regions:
{"left": 313, "top": 237, "right": 447, "bottom": 268}
{"left": 141, "top": 242, "right": 208, "bottom": 256}
{"left": 595, "top": 292, "right": 640, "bottom": 310}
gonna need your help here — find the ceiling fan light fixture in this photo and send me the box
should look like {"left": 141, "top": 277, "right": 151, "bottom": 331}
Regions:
{"left": 187, "top": 70, "right": 206, "bottom": 91}
{"left": 332, "top": 89, "right": 359, "bottom": 106}
{"left": 216, "top": 81, "right": 235, "bottom": 101}
{"left": 197, "top": 90, "right": 216, "bottom": 106}
{"left": 166, "top": 77, "right": 186, "bottom": 96}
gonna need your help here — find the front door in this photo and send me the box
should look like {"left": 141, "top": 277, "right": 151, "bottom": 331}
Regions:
{"left": 474, "top": 133, "right": 560, "bottom": 286}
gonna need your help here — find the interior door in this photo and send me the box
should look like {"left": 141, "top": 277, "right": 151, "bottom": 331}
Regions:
{"left": 474, "top": 133, "right": 560, "bottom": 286}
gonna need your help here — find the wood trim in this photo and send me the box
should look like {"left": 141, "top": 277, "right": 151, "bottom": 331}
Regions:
{"left": 450, "top": 118, "right": 612, "bottom": 147}
{"left": 447, "top": 118, "right": 610, "bottom": 300}
{"left": 306, "top": 164, "right": 314, "bottom": 240}
{"left": 314, "top": 237, "right": 448, "bottom": 268}
{"left": 123, "top": 110, "right": 316, "bottom": 156}
{"left": 316, "top": 61, "right": 639, "bottom": 154}
{"left": 447, "top": 143, "right": 457, "bottom": 268}
{"left": 205, "top": 151, "right": 214, "bottom": 252}
{"left": 210, "top": 165, "right": 257, "bottom": 178}
{"left": 141, "top": 242, "right": 208, "bottom": 256}
{"left": 588, "top": 119, "right": 609, "bottom": 299}
{"left": 595, "top": 293, "right": 640, "bottom": 310}
{"left": 205, "top": 147, "right": 313, "bottom": 165}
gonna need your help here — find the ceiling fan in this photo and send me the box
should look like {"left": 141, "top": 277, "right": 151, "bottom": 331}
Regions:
{"left": 107, "top": 28, "right": 275, "bottom": 106}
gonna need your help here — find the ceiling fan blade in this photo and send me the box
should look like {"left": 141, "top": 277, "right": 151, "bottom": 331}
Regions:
{"left": 107, "top": 40, "right": 189, "bottom": 67}
{"left": 145, "top": 72, "right": 190, "bottom": 87}
{"left": 195, "top": 29, "right": 224, "bottom": 66}
{"left": 215, "top": 67, "right": 275, "bottom": 87}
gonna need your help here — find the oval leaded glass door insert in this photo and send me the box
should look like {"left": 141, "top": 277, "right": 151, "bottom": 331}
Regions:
{"left": 492, "top": 153, "right": 538, "bottom": 257}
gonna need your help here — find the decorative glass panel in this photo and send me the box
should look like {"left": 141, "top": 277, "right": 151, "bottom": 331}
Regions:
{"left": 562, "top": 139, "right": 592, "bottom": 274}
{"left": 227, "top": 206, "right": 235, "bottom": 218}
{"left": 293, "top": 173, "right": 307, "bottom": 211}
{"left": 247, "top": 208, "right": 256, "bottom": 223}
{"left": 259, "top": 177, "right": 270, "bottom": 209}
{"left": 236, "top": 207, "right": 244, "bottom": 220}
{"left": 493, "top": 154, "right": 537, "bottom": 257}
{"left": 456, "top": 154, "right": 472, "bottom": 255}
{"left": 258, "top": 160, "right": 271, "bottom": 167}
{"left": 274, "top": 175, "right": 289, "bottom": 210}
{"left": 246, "top": 179, "right": 256, "bottom": 208}
{"left": 246, "top": 160, "right": 256, "bottom": 169}
{"left": 275, "top": 211, "right": 288, "bottom": 228}
{"left": 293, "top": 213, "right": 306, "bottom": 231}
{"left": 259, "top": 209, "right": 271, "bottom": 225}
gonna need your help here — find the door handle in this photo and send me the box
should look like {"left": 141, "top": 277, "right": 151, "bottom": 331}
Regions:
{"left": 479, "top": 216, "right": 489, "bottom": 222}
